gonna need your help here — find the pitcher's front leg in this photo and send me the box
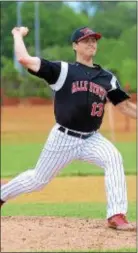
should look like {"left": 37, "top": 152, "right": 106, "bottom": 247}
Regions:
{"left": 103, "top": 146, "right": 128, "bottom": 218}
{"left": 80, "top": 133, "right": 136, "bottom": 231}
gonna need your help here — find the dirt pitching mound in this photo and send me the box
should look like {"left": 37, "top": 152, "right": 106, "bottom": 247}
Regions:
{"left": 1, "top": 216, "right": 136, "bottom": 252}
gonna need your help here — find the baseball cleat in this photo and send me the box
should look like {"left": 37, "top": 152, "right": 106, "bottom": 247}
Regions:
{"left": 108, "top": 214, "right": 136, "bottom": 231}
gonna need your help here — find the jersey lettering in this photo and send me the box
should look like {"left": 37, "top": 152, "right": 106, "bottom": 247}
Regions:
{"left": 72, "top": 81, "right": 88, "bottom": 93}
{"left": 72, "top": 81, "right": 107, "bottom": 100}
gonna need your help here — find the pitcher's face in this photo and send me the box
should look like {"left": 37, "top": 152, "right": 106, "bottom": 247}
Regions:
{"left": 73, "top": 37, "right": 97, "bottom": 58}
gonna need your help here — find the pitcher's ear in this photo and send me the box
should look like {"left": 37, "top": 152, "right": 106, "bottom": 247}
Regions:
{"left": 72, "top": 42, "right": 77, "bottom": 50}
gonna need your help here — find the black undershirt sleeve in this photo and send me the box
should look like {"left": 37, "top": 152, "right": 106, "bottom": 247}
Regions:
{"left": 28, "top": 58, "right": 61, "bottom": 84}
{"left": 107, "top": 89, "right": 130, "bottom": 105}
{"left": 107, "top": 77, "right": 130, "bottom": 105}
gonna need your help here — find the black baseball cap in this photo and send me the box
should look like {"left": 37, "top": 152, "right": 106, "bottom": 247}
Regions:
{"left": 71, "top": 26, "right": 102, "bottom": 43}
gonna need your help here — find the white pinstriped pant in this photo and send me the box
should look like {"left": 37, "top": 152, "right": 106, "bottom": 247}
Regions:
{"left": 1, "top": 123, "right": 127, "bottom": 218}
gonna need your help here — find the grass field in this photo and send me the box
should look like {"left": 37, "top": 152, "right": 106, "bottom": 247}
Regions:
{"left": 1, "top": 141, "right": 136, "bottom": 177}
{"left": 1, "top": 202, "right": 136, "bottom": 220}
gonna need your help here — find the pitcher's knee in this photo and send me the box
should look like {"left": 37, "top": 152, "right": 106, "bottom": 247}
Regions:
{"left": 117, "top": 151, "right": 123, "bottom": 163}
{"left": 114, "top": 149, "right": 123, "bottom": 163}
{"left": 21, "top": 169, "right": 46, "bottom": 192}
{"left": 104, "top": 147, "right": 123, "bottom": 168}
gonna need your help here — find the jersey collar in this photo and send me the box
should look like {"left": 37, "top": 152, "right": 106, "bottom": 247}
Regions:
{"left": 75, "top": 61, "right": 101, "bottom": 69}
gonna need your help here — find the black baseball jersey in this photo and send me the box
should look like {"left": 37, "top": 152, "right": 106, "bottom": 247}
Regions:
{"left": 28, "top": 59, "right": 130, "bottom": 132}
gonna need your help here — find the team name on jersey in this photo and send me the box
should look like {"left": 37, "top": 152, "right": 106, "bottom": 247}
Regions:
{"left": 71, "top": 81, "right": 107, "bottom": 100}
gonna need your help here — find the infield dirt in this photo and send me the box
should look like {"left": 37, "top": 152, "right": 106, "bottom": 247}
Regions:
{"left": 1, "top": 216, "right": 136, "bottom": 252}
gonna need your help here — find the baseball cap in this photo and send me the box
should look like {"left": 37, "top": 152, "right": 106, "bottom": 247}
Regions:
{"left": 71, "top": 27, "right": 102, "bottom": 43}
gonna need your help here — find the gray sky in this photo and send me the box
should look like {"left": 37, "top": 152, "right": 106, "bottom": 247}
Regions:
{"left": 65, "top": 1, "right": 81, "bottom": 12}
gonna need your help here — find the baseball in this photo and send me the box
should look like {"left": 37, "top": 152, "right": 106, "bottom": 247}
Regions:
{"left": 11, "top": 26, "right": 29, "bottom": 37}
{"left": 19, "top": 27, "right": 29, "bottom": 36}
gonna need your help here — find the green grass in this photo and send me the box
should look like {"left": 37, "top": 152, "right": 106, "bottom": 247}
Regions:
{"left": 1, "top": 142, "right": 136, "bottom": 177}
{"left": 1, "top": 202, "right": 136, "bottom": 221}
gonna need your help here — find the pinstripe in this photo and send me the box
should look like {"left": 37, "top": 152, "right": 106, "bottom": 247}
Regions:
{"left": 36, "top": 126, "right": 62, "bottom": 181}
{"left": 1, "top": 126, "right": 127, "bottom": 219}
{"left": 95, "top": 138, "right": 126, "bottom": 215}
{"left": 80, "top": 141, "right": 115, "bottom": 216}
{"left": 39, "top": 132, "right": 74, "bottom": 181}
{"left": 33, "top": 129, "right": 59, "bottom": 182}
{"left": 116, "top": 151, "right": 127, "bottom": 212}
{"left": 79, "top": 132, "right": 127, "bottom": 218}
{"left": 30, "top": 129, "right": 77, "bottom": 184}
{"left": 1, "top": 171, "right": 42, "bottom": 198}
{"left": 80, "top": 145, "right": 116, "bottom": 215}
{"left": 47, "top": 135, "right": 79, "bottom": 181}
{"left": 39, "top": 129, "right": 79, "bottom": 182}
{"left": 92, "top": 137, "right": 126, "bottom": 216}
{"left": 1, "top": 126, "right": 79, "bottom": 201}
{"left": 97, "top": 136, "right": 126, "bottom": 216}
{"left": 35, "top": 130, "right": 64, "bottom": 182}
{"left": 98, "top": 142, "right": 118, "bottom": 215}
{"left": 91, "top": 135, "right": 125, "bottom": 212}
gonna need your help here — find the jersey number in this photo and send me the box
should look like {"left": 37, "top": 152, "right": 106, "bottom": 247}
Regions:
{"left": 91, "top": 102, "right": 104, "bottom": 117}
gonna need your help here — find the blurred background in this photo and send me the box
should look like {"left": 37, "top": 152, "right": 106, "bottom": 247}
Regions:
{"left": 1, "top": 1, "right": 137, "bottom": 99}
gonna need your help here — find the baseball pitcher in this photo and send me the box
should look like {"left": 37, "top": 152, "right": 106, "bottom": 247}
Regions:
{"left": 1, "top": 26, "right": 137, "bottom": 231}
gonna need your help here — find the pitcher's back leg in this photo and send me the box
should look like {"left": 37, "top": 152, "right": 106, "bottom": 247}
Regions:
{"left": 1, "top": 142, "right": 78, "bottom": 202}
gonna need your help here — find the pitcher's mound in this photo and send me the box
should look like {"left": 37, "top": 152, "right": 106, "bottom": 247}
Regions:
{"left": 1, "top": 216, "right": 136, "bottom": 252}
